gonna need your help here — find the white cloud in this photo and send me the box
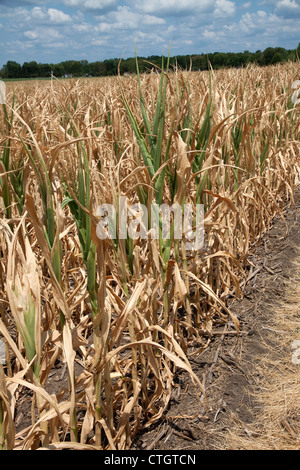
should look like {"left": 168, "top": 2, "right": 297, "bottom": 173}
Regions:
{"left": 133, "top": 31, "right": 166, "bottom": 45}
{"left": 143, "top": 14, "right": 166, "bottom": 25}
{"left": 127, "top": 0, "right": 212, "bottom": 16}
{"left": 23, "top": 27, "right": 63, "bottom": 42}
{"left": 0, "top": 5, "right": 72, "bottom": 24}
{"left": 203, "top": 29, "right": 218, "bottom": 39}
{"left": 217, "top": 8, "right": 299, "bottom": 51}
{"left": 31, "top": 6, "right": 47, "bottom": 19}
{"left": 277, "top": 0, "right": 299, "bottom": 7}
{"left": 73, "top": 23, "right": 91, "bottom": 32}
{"left": 95, "top": 6, "right": 165, "bottom": 31}
{"left": 24, "top": 30, "right": 39, "bottom": 40}
{"left": 0, "top": 0, "right": 46, "bottom": 7}
{"left": 0, "top": 6, "right": 30, "bottom": 20}
{"left": 214, "top": 0, "right": 236, "bottom": 17}
{"left": 275, "top": 0, "right": 300, "bottom": 17}
{"left": 95, "top": 23, "right": 110, "bottom": 33}
{"left": 62, "top": 0, "right": 117, "bottom": 10}
{"left": 0, "top": 0, "right": 299, "bottom": 65}
{"left": 128, "top": 0, "right": 235, "bottom": 20}
{"left": 47, "top": 8, "right": 72, "bottom": 23}
{"left": 91, "top": 38, "right": 107, "bottom": 46}
{"left": 5, "top": 39, "right": 35, "bottom": 53}
{"left": 239, "top": 10, "right": 270, "bottom": 32}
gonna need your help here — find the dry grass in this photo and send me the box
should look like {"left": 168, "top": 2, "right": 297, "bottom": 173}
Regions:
{"left": 0, "top": 61, "right": 299, "bottom": 449}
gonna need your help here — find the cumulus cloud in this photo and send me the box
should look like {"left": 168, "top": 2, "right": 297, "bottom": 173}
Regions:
{"left": 126, "top": 0, "right": 212, "bottom": 16}
{"left": 95, "top": 5, "right": 165, "bottom": 31}
{"left": 73, "top": 22, "right": 91, "bottom": 32}
{"left": 214, "top": 0, "right": 236, "bottom": 17}
{"left": 275, "top": 0, "right": 300, "bottom": 17}
{"left": 31, "top": 6, "right": 47, "bottom": 19}
{"left": 23, "top": 30, "right": 39, "bottom": 39}
{"left": 62, "top": 0, "right": 117, "bottom": 10}
{"left": 0, "top": 0, "right": 46, "bottom": 6}
{"left": 215, "top": 7, "right": 299, "bottom": 52}
{"left": 127, "top": 0, "right": 236, "bottom": 22}
{"left": 0, "top": 5, "right": 72, "bottom": 24}
{"left": 91, "top": 38, "right": 107, "bottom": 46}
{"left": 48, "top": 8, "right": 72, "bottom": 23}
{"left": 203, "top": 29, "right": 219, "bottom": 39}
{"left": 24, "top": 27, "right": 63, "bottom": 41}
{"left": 0, "top": 0, "right": 299, "bottom": 65}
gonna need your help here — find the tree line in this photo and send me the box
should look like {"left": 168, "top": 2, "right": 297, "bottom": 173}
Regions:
{"left": 1, "top": 44, "right": 299, "bottom": 79}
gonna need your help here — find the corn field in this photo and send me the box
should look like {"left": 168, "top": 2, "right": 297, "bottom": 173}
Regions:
{"left": 0, "top": 59, "right": 299, "bottom": 450}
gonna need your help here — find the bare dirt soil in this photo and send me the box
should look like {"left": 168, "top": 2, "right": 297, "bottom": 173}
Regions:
{"left": 133, "top": 186, "right": 300, "bottom": 451}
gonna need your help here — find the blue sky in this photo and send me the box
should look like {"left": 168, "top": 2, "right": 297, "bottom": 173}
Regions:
{"left": 0, "top": 0, "right": 299, "bottom": 65}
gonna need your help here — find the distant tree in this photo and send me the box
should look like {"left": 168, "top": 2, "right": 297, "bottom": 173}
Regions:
{"left": 119, "top": 58, "right": 135, "bottom": 75}
{"left": 90, "top": 61, "right": 106, "bottom": 76}
{"left": 61, "top": 60, "right": 82, "bottom": 76}
{"left": 39, "top": 63, "right": 52, "bottom": 77}
{"left": 251, "top": 50, "right": 262, "bottom": 65}
{"left": 211, "top": 52, "right": 227, "bottom": 68}
{"left": 224, "top": 53, "right": 239, "bottom": 68}
{"left": 29, "top": 61, "right": 39, "bottom": 77}
{"left": 273, "top": 47, "right": 288, "bottom": 64}
{"left": 242, "top": 50, "right": 253, "bottom": 65}
{"left": 21, "top": 61, "right": 39, "bottom": 78}
{"left": 3, "top": 61, "right": 21, "bottom": 78}
{"left": 21, "top": 62, "right": 30, "bottom": 78}
{"left": 103, "top": 59, "right": 119, "bottom": 76}
{"left": 1, "top": 44, "right": 299, "bottom": 80}
{"left": 271, "top": 51, "right": 284, "bottom": 64}
{"left": 53, "top": 63, "right": 65, "bottom": 77}
{"left": 176, "top": 55, "right": 190, "bottom": 70}
{"left": 260, "top": 47, "right": 287, "bottom": 66}
{"left": 80, "top": 60, "right": 90, "bottom": 75}
{"left": 127, "top": 57, "right": 137, "bottom": 74}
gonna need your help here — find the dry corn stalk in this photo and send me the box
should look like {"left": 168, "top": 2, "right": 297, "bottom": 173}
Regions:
{"left": 0, "top": 60, "right": 299, "bottom": 449}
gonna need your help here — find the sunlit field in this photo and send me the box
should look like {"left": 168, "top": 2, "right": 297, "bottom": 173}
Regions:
{"left": 0, "top": 60, "right": 299, "bottom": 449}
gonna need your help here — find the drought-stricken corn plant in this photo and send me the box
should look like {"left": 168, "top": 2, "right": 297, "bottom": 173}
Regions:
{"left": 0, "top": 59, "right": 299, "bottom": 449}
